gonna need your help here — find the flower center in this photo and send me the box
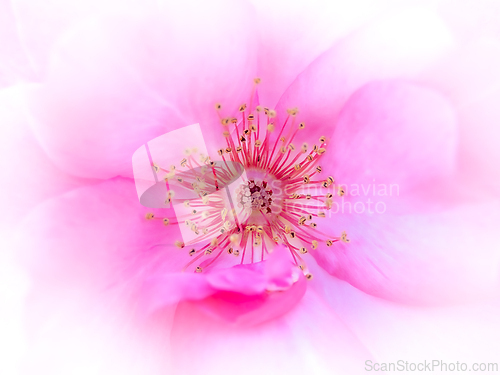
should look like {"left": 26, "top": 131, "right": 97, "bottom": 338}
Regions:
{"left": 145, "top": 78, "right": 349, "bottom": 278}
{"left": 237, "top": 179, "right": 275, "bottom": 213}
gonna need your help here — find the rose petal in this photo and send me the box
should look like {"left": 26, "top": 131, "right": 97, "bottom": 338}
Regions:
{"left": 170, "top": 288, "right": 374, "bottom": 375}
{"left": 17, "top": 178, "right": 184, "bottom": 313}
{"left": 273, "top": 7, "right": 453, "bottom": 148}
{"left": 330, "top": 80, "right": 457, "bottom": 211}
{"left": 311, "top": 200, "right": 500, "bottom": 305}
{"left": 28, "top": 0, "right": 258, "bottom": 179}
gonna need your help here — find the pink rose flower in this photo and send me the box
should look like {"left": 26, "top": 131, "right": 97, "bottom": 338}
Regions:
{"left": 1, "top": 0, "right": 500, "bottom": 374}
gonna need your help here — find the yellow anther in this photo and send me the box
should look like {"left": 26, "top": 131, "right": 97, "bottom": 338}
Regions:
{"left": 307, "top": 214, "right": 313, "bottom": 220}
{"left": 280, "top": 146, "right": 286, "bottom": 154}
{"left": 289, "top": 231, "right": 296, "bottom": 239}
{"left": 268, "top": 110, "right": 277, "bottom": 118}
{"left": 254, "top": 77, "right": 261, "bottom": 84}
{"left": 210, "top": 238, "right": 218, "bottom": 247}
{"left": 273, "top": 236, "right": 279, "bottom": 243}
{"left": 319, "top": 136, "right": 326, "bottom": 143}
{"left": 255, "top": 140, "right": 262, "bottom": 148}
{"left": 180, "top": 158, "right": 187, "bottom": 167}
{"left": 163, "top": 218, "right": 170, "bottom": 226}
{"left": 301, "top": 143, "right": 308, "bottom": 152}
{"left": 316, "top": 166, "right": 322, "bottom": 173}
{"left": 239, "top": 104, "right": 247, "bottom": 112}
{"left": 257, "top": 225, "right": 264, "bottom": 233}
{"left": 223, "top": 130, "right": 230, "bottom": 137}
{"left": 306, "top": 194, "right": 311, "bottom": 200}
{"left": 227, "top": 247, "right": 233, "bottom": 254}
{"left": 145, "top": 213, "right": 155, "bottom": 220}
{"left": 300, "top": 247, "right": 308, "bottom": 254}
{"left": 303, "top": 175, "right": 310, "bottom": 184}
{"left": 326, "top": 193, "right": 333, "bottom": 199}
{"left": 233, "top": 249, "right": 240, "bottom": 256}
{"left": 195, "top": 266, "right": 203, "bottom": 273}
{"left": 189, "top": 248, "right": 196, "bottom": 256}
{"left": 310, "top": 222, "right": 317, "bottom": 228}
{"left": 247, "top": 114, "right": 255, "bottom": 121}
{"left": 313, "top": 145, "right": 318, "bottom": 152}
{"left": 225, "top": 147, "right": 232, "bottom": 153}
{"left": 230, "top": 234, "right": 239, "bottom": 244}
{"left": 221, "top": 118, "right": 229, "bottom": 125}
{"left": 338, "top": 187, "right": 345, "bottom": 196}
{"left": 318, "top": 211, "right": 326, "bottom": 218}
{"left": 306, "top": 274, "right": 313, "bottom": 280}
{"left": 325, "top": 198, "right": 333, "bottom": 210}
{"left": 236, "top": 146, "right": 242, "bottom": 153}
{"left": 327, "top": 176, "right": 334, "bottom": 185}
{"left": 152, "top": 164, "right": 159, "bottom": 173}
{"left": 288, "top": 144, "right": 295, "bottom": 151}
{"left": 221, "top": 208, "right": 228, "bottom": 220}
{"left": 294, "top": 164, "right": 302, "bottom": 171}
{"left": 175, "top": 241, "right": 185, "bottom": 249}
{"left": 306, "top": 155, "right": 314, "bottom": 162}
{"left": 311, "top": 240, "right": 318, "bottom": 249}
{"left": 240, "top": 135, "right": 246, "bottom": 143}
{"left": 322, "top": 181, "right": 328, "bottom": 188}
{"left": 317, "top": 148, "right": 326, "bottom": 155}
{"left": 286, "top": 107, "right": 298, "bottom": 116}
{"left": 256, "top": 105, "right": 263, "bottom": 112}
{"left": 299, "top": 122, "right": 305, "bottom": 129}
{"left": 218, "top": 149, "right": 224, "bottom": 156}
{"left": 298, "top": 216, "right": 307, "bottom": 225}
{"left": 341, "top": 231, "right": 350, "bottom": 243}
{"left": 250, "top": 124, "right": 257, "bottom": 132}
{"left": 231, "top": 117, "right": 238, "bottom": 124}
{"left": 280, "top": 136, "right": 286, "bottom": 142}
{"left": 284, "top": 225, "right": 291, "bottom": 234}
{"left": 202, "top": 196, "right": 209, "bottom": 205}
{"left": 244, "top": 129, "right": 250, "bottom": 135}
{"left": 205, "top": 249, "right": 212, "bottom": 255}
{"left": 215, "top": 103, "right": 222, "bottom": 110}
{"left": 267, "top": 123, "right": 275, "bottom": 132}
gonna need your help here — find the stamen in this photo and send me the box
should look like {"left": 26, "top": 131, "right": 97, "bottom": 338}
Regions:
{"left": 146, "top": 80, "right": 349, "bottom": 276}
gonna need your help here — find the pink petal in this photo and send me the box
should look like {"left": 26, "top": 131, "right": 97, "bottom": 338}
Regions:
{"left": 310, "top": 265, "right": 500, "bottom": 365}
{"left": 17, "top": 178, "right": 185, "bottom": 315}
{"left": 169, "top": 289, "right": 374, "bottom": 375}
{"left": 419, "top": 39, "right": 500, "bottom": 195}
{"left": 273, "top": 8, "right": 453, "bottom": 148}
{"left": 0, "top": 84, "right": 90, "bottom": 228}
{"left": 141, "top": 274, "right": 214, "bottom": 313}
{"left": 140, "top": 247, "right": 306, "bottom": 325}
{"left": 330, "top": 80, "right": 457, "bottom": 211}
{"left": 0, "top": 0, "right": 34, "bottom": 86}
{"left": 28, "top": 0, "right": 258, "bottom": 180}
{"left": 311, "top": 200, "right": 500, "bottom": 305}
{"left": 251, "top": 0, "right": 393, "bottom": 106}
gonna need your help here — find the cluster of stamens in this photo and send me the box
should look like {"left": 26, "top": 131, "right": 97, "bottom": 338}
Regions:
{"left": 145, "top": 78, "right": 349, "bottom": 279}
{"left": 236, "top": 179, "right": 274, "bottom": 214}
